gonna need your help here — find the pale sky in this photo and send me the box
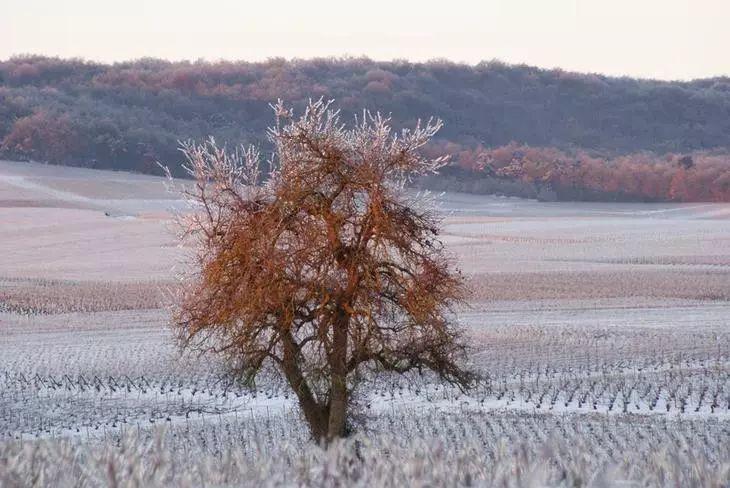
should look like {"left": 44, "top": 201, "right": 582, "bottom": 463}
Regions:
{"left": 2, "top": 0, "right": 729, "bottom": 80}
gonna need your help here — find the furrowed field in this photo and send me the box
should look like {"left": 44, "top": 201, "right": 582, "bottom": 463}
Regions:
{"left": 1, "top": 160, "right": 728, "bottom": 487}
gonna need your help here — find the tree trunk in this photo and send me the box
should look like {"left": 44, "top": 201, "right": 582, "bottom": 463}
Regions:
{"left": 301, "top": 400, "right": 329, "bottom": 441}
{"left": 282, "top": 331, "right": 329, "bottom": 440}
{"left": 327, "top": 310, "right": 349, "bottom": 440}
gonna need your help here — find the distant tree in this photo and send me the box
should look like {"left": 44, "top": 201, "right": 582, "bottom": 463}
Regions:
{"left": 166, "top": 100, "right": 474, "bottom": 441}
{"left": 1, "top": 110, "right": 80, "bottom": 162}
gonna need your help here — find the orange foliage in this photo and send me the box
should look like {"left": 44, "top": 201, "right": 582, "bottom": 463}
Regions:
{"left": 167, "top": 101, "right": 473, "bottom": 441}
{"left": 1, "top": 110, "right": 80, "bottom": 162}
{"left": 478, "top": 144, "right": 730, "bottom": 202}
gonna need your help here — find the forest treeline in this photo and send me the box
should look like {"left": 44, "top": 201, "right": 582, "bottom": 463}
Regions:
{"left": 420, "top": 143, "right": 730, "bottom": 202}
{"left": 1, "top": 55, "right": 729, "bottom": 201}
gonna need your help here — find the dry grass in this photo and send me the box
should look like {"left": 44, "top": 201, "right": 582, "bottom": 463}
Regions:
{"left": 468, "top": 269, "right": 730, "bottom": 302}
{"left": 1, "top": 413, "right": 728, "bottom": 488}
{"left": 0, "top": 278, "right": 174, "bottom": 314}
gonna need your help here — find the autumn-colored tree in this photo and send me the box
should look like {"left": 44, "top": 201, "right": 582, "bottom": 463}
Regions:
{"left": 478, "top": 144, "right": 730, "bottom": 202}
{"left": 1, "top": 110, "right": 80, "bottom": 162}
{"left": 166, "top": 100, "right": 474, "bottom": 441}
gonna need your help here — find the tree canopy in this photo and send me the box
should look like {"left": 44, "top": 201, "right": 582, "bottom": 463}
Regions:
{"left": 169, "top": 100, "right": 473, "bottom": 441}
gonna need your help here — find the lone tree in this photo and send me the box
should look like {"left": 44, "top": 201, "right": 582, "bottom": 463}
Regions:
{"left": 168, "top": 100, "right": 474, "bottom": 441}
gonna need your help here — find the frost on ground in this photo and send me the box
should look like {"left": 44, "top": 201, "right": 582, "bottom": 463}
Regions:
{"left": 0, "top": 161, "right": 729, "bottom": 486}
{"left": 2, "top": 413, "right": 728, "bottom": 487}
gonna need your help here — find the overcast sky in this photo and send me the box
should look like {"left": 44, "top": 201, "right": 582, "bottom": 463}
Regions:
{"left": 2, "top": 0, "right": 728, "bottom": 80}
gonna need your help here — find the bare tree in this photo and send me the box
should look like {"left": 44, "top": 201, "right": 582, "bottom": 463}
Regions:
{"left": 167, "top": 99, "right": 474, "bottom": 441}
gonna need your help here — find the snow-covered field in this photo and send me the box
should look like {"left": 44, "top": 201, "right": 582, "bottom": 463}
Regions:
{"left": 1, "top": 160, "right": 728, "bottom": 486}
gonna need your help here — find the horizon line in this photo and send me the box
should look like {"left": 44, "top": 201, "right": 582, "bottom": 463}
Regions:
{"left": 4, "top": 53, "right": 730, "bottom": 84}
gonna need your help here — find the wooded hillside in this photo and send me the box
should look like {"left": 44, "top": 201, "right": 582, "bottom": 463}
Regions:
{"left": 2, "top": 55, "right": 729, "bottom": 201}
